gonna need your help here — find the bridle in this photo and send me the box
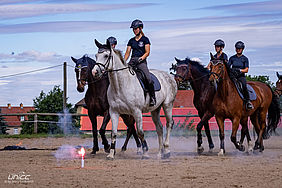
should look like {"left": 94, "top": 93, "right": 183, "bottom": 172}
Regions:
{"left": 210, "top": 60, "right": 224, "bottom": 83}
{"left": 95, "top": 48, "right": 135, "bottom": 75}
{"left": 174, "top": 63, "right": 210, "bottom": 82}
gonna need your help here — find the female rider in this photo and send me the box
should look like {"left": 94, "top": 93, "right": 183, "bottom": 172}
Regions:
{"left": 124, "top": 19, "right": 156, "bottom": 106}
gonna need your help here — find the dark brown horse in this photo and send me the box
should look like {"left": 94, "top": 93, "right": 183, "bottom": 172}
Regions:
{"left": 71, "top": 55, "right": 141, "bottom": 155}
{"left": 173, "top": 58, "right": 215, "bottom": 153}
{"left": 275, "top": 72, "right": 282, "bottom": 96}
{"left": 209, "top": 55, "right": 280, "bottom": 155}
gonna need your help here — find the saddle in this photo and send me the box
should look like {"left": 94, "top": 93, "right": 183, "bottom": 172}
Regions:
{"left": 133, "top": 68, "right": 161, "bottom": 92}
{"left": 233, "top": 79, "right": 257, "bottom": 101}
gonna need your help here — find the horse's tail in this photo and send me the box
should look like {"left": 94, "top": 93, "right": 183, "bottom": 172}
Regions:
{"left": 263, "top": 86, "right": 281, "bottom": 139}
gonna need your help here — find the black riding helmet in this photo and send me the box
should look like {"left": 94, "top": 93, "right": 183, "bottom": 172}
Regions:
{"left": 130, "top": 19, "right": 143, "bottom": 29}
{"left": 107, "top": 36, "right": 117, "bottom": 45}
{"left": 235, "top": 41, "right": 245, "bottom": 49}
{"left": 214, "top": 39, "right": 225, "bottom": 48}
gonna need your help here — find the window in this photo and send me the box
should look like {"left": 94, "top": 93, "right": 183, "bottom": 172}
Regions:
{"left": 20, "top": 116, "right": 25, "bottom": 121}
{"left": 14, "top": 128, "right": 19, "bottom": 135}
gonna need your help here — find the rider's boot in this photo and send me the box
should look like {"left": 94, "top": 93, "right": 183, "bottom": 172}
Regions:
{"left": 148, "top": 83, "right": 156, "bottom": 106}
{"left": 244, "top": 89, "right": 254, "bottom": 110}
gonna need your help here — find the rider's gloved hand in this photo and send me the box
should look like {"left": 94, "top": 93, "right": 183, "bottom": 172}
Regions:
{"left": 138, "top": 57, "right": 143, "bottom": 63}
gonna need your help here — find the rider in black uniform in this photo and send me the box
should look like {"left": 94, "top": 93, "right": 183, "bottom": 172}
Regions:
{"left": 124, "top": 19, "right": 156, "bottom": 106}
{"left": 228, "top": 41, "right": 254, "bottom": 110}
{"left": 107, "top": 36, "right": 117, "bottom": 49}
{"left": 207, "top": 39, "right": 228, "bottom": 69}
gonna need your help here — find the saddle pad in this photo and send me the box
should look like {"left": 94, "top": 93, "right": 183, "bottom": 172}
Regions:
{"left": 234, "top": 81, "right": 257, "bottom": 101}
{"left": 137, "top": 72, "right": 161, "bottom": 92}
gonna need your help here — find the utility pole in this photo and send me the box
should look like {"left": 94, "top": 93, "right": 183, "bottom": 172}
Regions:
{"left": 63, "top": 62, "right": 67, "bottom": 110}
{"left": 63, "top": 62, "right": 67, "bottom": 134}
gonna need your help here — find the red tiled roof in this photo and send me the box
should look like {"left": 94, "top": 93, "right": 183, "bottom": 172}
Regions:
{"left": 0, "top": 106, "right": 35, "bottom": 127}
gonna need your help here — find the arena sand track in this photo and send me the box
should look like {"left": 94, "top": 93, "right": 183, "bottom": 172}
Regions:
{"left": 0, "top": 134, "right": 282, "bottom": 188}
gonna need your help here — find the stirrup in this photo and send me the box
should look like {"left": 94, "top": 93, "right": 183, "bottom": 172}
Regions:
{"left": 149, "top": 98, "right": 156, "bottom": 106}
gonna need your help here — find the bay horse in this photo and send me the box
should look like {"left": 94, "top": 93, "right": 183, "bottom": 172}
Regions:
{"left": 173, "top": 57, "right": 215, "bottom": 153}
{"left": 209, "top": 54, "right": 280, "bottom": 155}
{"left": 71, "top": 55, "right": 142, "bottom": 155}
{"left": 93, "top": 40, "right": 177, "bottom": 160}
{"left": 275, "top": 72, "right": 282, "bottom": 96}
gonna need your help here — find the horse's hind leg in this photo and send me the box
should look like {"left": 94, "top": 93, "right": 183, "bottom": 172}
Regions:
{"left": 230, "top": 117, "right": 245, "bottom": 152}
{"left": 162, "top": 103, "right": 174, "bottom": 159}
{"left": 151, "top": 106, "right": 164, "bottom": 159}
{"left": 240, "top": 117, "right": 253, "bottom": 153}
{"left": 134, "top": 110, "right": 149, "bottom": 159}
{"left": 250, "top": 113, "right": 261, "bottom": 151}
{"left": 120, "top": 115, "right": 141, "bottom": 154}
{"left": 204, "top": 122, "right": 214, "bottom": 152}
{"left": 99, "top": 111, "right": 111, "bottom": 153}
{"left": 257, "top": 111, "right": 267, "bottom": 152}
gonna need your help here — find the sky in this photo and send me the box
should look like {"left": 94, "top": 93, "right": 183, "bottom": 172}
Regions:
{"left": 0, "top": 0, "right": 282, "bottom": 106}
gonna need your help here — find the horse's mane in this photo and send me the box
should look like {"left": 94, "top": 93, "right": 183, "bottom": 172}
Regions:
{"left": 186, "top": 58, "right": 210, "bottom": 74}
{"left": 113, "top": 49, "right": 126, "bottom": 65}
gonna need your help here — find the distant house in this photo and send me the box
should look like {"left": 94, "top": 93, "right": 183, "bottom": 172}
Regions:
{"left": 0, "top": 103, "right": 34, "bottom": 135}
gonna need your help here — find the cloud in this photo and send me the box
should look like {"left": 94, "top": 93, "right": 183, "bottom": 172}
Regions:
{"left": 0, "top": 3, "right": 155, "bottom": 19}
{"left": 0, "top": 50, "right": 67, "bottom": 63}
{"left": 201, "top": 0, "right": 282, "bottom": 13}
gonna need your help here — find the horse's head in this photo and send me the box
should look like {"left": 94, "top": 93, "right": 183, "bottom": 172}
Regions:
{"left": 209, "top": 52, "right": 226, "bottom": 85}
{"left": 173, "top": 57, "right": 191, "bottom": 83}
{"left": 276, "top": 72, "right": 282, "bottom": 96}
{"left": 71, "top": 55, "right": 95, "bottom": 92}
{"left": 93, "top": 39, "right": 112, "bottom": 77}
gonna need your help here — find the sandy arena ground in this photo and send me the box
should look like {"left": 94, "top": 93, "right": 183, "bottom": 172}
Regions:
{"left": 0, "top": 133, "right": 282, "bottom": 188}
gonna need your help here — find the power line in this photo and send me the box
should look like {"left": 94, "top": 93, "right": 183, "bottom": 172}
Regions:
{"left": 0, "top": 64, "right": 63, "bottom": 79}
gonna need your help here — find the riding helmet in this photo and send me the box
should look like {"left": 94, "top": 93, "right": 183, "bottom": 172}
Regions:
{"left": 130, "top": 19, "right": 143, "bottom": 29}
{"left": 235, "top": 41, "right": 245, "bottom": 49}
{"left": 214, "top": 39, "right": 225, "bottom": 47}
{"left": 107, "top": 36, "right": 117, "bottom": 45}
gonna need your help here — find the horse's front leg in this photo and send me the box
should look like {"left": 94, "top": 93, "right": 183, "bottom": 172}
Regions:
{"left": 99, "top": 110, "right": 111, "bottom": 153}
{"left": 216, "top": 116, "right": 225, "bottom": 156}
{"left": 134, "top": 111, "right": 149, "bottom": 159}
{"left": 106, "top": 109, "right": 119, "bottom": 160}
{"left": 88, "top": 113, "right": 99, "bottom": 155}
{"left": 231, "top": 117, "right": 245, "bottom": 152}
{"left": 197, "top": 112, "right": 214, "bottom": 154}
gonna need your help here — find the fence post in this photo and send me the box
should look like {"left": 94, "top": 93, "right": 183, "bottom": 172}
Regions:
{"left": 34, "top": 113, "right": 38, "bottom": 134}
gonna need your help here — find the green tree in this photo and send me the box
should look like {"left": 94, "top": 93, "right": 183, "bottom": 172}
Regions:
{"left": 21, "top": 85, "right": 79, "bottom": 134}
{"left": 0, "top": 109, "right": 8, "bottom": 134}
{"left": 246, "top": 75, "right": 275, "bottom": 89}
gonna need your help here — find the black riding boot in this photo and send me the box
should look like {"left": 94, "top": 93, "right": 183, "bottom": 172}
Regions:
{"left": 148, "top": 83, "right": 156, "bottom": 106}
{"left": 244, "top": 89, "right": 254, "bottom": 110}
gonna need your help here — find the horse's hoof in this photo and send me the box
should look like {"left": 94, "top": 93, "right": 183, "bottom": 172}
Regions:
{"left": 259, "top": 146, "right": 264, "bottom": 152}
{"left": 208, "top": 148, "right": 214, "bottom": 153}
{"left": 157, "top": 152, "right": 162, "bottom": 159}
{"left": 162, "top": 152, "right": 171, "bottom": 159}
{"left": 90, "top": 150, "right": 97, "bottom": 155}
{"left": 218, "top": 149, "right": 225, "bottom": 156}
{"left": 106, "top": 155, "right": 114, "bottom": 160}
{"left": 104, "top": 144, "right": 110, "bottom": 153}
{"left": 197, "top": 146, "right": 204, "bottom": 154}
{"left": 136, "top": 147, "right": 142, "bottom": 155}
{"left": 239, "top": 145, "right": 245, "bottom": 152}
{"left": 141, "top": 154, "right": 150, "bottom": 160}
